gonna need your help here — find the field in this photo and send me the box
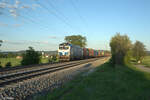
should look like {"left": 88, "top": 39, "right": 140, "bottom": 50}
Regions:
{"left": 0, "top": 58, "right": 22, "bottom": 67}
{"left": 0, "top": 58, "right": 50, "bottom": 67}
{"left": 34, "top": 62, "right": 150, "bottom": 100}
{"left": 142, "top": 56, "right": 150, "bottom": 67}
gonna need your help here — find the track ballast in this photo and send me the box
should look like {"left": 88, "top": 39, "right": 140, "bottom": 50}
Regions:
{"left": 0, "top": 58, "right": 100, "bottom": 87}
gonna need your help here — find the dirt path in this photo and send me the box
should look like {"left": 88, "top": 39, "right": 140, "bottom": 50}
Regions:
{"left": 82, "top": 57, "right": 110, "bottom": 76}
{"left": 135, "top": 65, "right": 150, "bottom": 73}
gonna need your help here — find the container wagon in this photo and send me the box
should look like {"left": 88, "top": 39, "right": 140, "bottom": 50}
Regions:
{"left": 88, "top": 48, "right": 94, "bottom": 58}
{"left": 97, "top": 50, "right": 101, "bottom": 57}
{"left": 83, "top": 48, "right": 89, "bottom": 59}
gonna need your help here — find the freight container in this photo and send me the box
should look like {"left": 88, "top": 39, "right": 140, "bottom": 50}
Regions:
{"left": 83, "top": 48, "right": 89, "bottom": 58}
{"left": 88, "top": 48, "right": 94, "bottom": 58}
{"left": 98, "top": 50, "right": 101, "bottom": 57}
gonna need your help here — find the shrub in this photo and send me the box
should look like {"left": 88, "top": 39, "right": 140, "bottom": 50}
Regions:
{"left": 21, "top": 47, "right": 41, "bottom": 65}
{"left": 110, "top": 33, "right": 132, "bottom": 65}
{"left": 49, "top": 55, "right": 58, "bottom": 63}
{"left": 5, "top": 62, "right": 12, "bottom": 67}
{"left": 132, "top": 41, "right": 147, "bottom": 63}
{"left": 0, "top": 62, "right": 2, "bottom": 68}
{"left": 52, "top": 55, "right": 57, "bottom": 62}
{"left": 48, "top": 59, "right": 53, "bottom": 63}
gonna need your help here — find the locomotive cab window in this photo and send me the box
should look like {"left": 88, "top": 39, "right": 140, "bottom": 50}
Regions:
{"left": 64, "top": 46, "right": 69, "bottom": 49}
{"left": 59, "top": 46, "right": 69, "bottom": 50}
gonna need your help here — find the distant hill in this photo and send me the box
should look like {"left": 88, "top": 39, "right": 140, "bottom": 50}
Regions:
{"left": 1, "top": 50, "right": 58, "bottom": 56}
{"left": 39, "top": 51, "right": 58, "bottom": 56}
{"left": 147, "top": 51, "right": 150, "bottom": 55}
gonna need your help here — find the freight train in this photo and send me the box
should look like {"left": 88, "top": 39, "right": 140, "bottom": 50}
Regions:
{"left": 58, "top": 43, "right": 110, "bottom": 61}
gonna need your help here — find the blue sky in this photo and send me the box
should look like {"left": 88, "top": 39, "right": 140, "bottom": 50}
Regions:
{"left": 0, "top": 0, "right": 150, "bottom": 51}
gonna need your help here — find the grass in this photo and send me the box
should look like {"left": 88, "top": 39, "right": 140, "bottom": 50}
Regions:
{"left": 142, "top": 56, "right": 150, "bottom": 67}
{"left": 34, "top": 62, "right": 150, "bottom": 100}
{"left": 40, "top": 58, "right": 50, "bottom": 64}
{"left": 0, "top": 58, "right": 22, "bottom": 67}
{"left": 0, "top": 58, "right": 51, "bottom": 67}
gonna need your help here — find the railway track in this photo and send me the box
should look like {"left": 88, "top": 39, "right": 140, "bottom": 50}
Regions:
{"left": 0, "top": 58, "right": 96, "bottom": 75}
{"left": 0, "top": 62, "right": 63, "bottom": 75}
{"left": 0, "top": 58, "right": 100, "bottom": 87}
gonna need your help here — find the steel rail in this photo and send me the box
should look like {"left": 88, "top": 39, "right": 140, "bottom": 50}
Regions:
{"left": 0, "top": 58, "right": 100, "bottom": 87}
{"left": 0, "top": 58, "right": 98, "bottom": 78}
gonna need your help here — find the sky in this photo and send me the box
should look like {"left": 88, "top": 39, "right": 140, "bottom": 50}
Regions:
{"left": 0, "top": 0, "right": 150, "bottom": 51}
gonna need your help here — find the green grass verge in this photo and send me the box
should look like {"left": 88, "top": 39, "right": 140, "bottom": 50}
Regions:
{"left": 0, "top": 58, "right": 52, "bottom": 67}
{"left": 0, "top": 58, "right": 22, "bottom": 67}
{"left": 40, "top": 58, "right": 50, "bottom": 64}
{"left": 142, "top": 56, "right": 150, "bottom": 67}
{"left": 34, "top": 62, "right": 150, "bottom": 100}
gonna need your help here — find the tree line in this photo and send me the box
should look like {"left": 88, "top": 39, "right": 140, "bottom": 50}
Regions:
{"left": 0, "top": 53, "right": 20, "bottom": 58}
{"left": 0, "top": 34, "right": 147, "bottom": 68}
{"left": 0, "top": 35, "right": 86, "bottom": 68}
{"left": 110, "top": 33, "right": 147, "bottom": 66}
{"left": 0, "top": 46, "right": 58, "bottom": 68}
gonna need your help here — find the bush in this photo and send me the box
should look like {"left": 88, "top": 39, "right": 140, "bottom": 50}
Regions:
{"left": 5, "top": 62, "right": 12, "bottom": 67}
{"left": 21, "top": 47, "right": 41, "bottom": 65}
{"left": 52, "top": 55, "right": 57, "bottom": 62}
{"left": 124, "top": 50, "right": 133, "bottom": 65}
{"left": 48, "top": 55, "right": 58, "bottom": 63}
{"left": 110, "top": 33, "right": 132, "bottom": 65}
{"left": 132, "top": 41, "right": 147, "bottom": 63}
{"left": 48, "top": 59, "right": 53, "bottom": 63}
{"left": 0, "top": 62, "right": 2, "bottom": 68}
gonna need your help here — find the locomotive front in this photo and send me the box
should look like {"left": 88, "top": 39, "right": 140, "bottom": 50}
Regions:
{"left": 58, "top": 43, "right": 71, "bottom": 61}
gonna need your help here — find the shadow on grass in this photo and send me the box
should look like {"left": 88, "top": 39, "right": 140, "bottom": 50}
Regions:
{"left": 34, "top": 62, "right": 150, "bottom": 100}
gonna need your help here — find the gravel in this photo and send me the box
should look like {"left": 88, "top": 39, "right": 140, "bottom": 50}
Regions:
{"left": 0, "top": 57, "right": 109, "bottom": 100}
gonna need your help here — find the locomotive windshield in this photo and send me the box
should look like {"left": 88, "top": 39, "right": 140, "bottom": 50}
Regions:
{"left": 59, "top": 46, "right": 69, "bottom": 50}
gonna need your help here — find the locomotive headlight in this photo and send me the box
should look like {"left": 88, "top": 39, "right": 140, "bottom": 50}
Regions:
{"left": 59, "top": 52, "right": 63, "bottom": 56}
{"left": 65, "top": 52, "right": 69, "bottom": 55}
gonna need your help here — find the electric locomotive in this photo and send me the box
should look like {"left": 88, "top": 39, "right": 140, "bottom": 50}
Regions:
{"left": 58, "top": 43, "right": 110, "bottom": 61}
{"left": 58, "top": 43, "right": 83, "bottom": 61}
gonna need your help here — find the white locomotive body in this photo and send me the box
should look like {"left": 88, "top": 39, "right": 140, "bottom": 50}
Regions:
{"left": 58, "top": 43, "right": 83, "bottom": 61}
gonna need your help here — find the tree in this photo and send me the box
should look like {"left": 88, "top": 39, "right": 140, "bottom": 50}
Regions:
{"left": 0, "top": 62, "right": 2, "bottom": 68}
{"left": 21, "top": 47, "right": 41, "bottom": 65}
{"left": 132, "top": 41, "right": 146, "bottom": 63}
{"left": 65, "top": 35, "right": 87, "bottom": 47}
{"left": 110, "top": 33, "right": 132, "bottom": 65}
{"left": 7, "top": 52, "right": 16, "bottom": 58}
{"left": 0, "top": 40, "right": 3, "bottom": 60}
{"left": 5, "top": 62, "right": 12, "bottom": 67}
{"left": 0, "top": 40, "right": 2, "bottom": 47}
{"left": 0, "top": 40, "right": 2, "bottom": 52}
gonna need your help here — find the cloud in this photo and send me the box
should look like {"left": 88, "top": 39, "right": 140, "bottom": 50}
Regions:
{"left": 15, "top": 0, "right": 20, "bottom": 5}
{"left": 9, "top": 9, "right": 19, "bottom": 17}
{"left": 0, "top": 22, "right": 8, "bottom": 26}
{"left": 20, "top": 5, "right": 30, "bottom": 9}
{"left": 48, "top": 36, "right": 59, "bottom": 39}
{"left": 29, "top": 40, "right": 49, "bottom": 44}
{"left": 1, "top": 40, "right": 58, "bottom": 51}
{"left": 0, "top": 2, "right": 6, "bottom": 8}
{"left": 2, "top": 40, "right": 24, "bottom": 45}
{"left": 2, "top": 40, "right": 53, "bottom": 45}
{"left": 10, "top": 13, "right": 19, "bottom": 17}
{"left": 39, "top": 41, "right": 49, "bottom": 44}
{"left": 20, "top": 4, "right": 40, "bottom": 10}
{"left": 0, "top": 0, "right": 41, "bottom": 19}
{"left": 9, "top": 9, "right": 16, "bottom": 13}
{"left": 13, "top": 24, "right": 21, "bottom": 27}
{"left": 0, "top": 22, "right": 21, "bottom": 27}
{"left": 32, "top": 4, "right": 41, "bottom": 10}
